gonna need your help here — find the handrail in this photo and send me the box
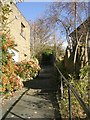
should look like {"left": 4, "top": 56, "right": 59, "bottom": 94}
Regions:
{"left": 54, "top": 63, "right": 90, "bottom": 119}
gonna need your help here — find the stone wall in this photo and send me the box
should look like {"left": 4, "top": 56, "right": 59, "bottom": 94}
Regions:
{"left": 8, "top": 2, "right": 30, "bottom": 62}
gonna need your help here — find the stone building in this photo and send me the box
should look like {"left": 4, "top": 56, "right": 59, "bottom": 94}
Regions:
{"left": 7, "top": 2, "right": 30, "bottom": 62}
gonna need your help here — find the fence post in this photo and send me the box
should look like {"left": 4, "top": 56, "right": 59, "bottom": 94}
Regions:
{"left": 68, "top": 85, "right": 72, "bottom": 120}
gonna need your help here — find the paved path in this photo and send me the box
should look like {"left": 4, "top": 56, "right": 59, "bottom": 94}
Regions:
{"left": 2, "top": 66, "right": 61, "bottom": 120}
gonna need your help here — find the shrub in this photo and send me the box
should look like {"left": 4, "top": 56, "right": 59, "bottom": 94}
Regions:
{"left": 55, "top": 59, "right": 88, "bottom": 118}
{"left": 59, "top": 69, "right": 88, "bottom": 119}
{"left": 0, "top": 32, "right": 23, "bottom": 97}
{"left": 15, "top": 58, "right": 41, "bottom": 80}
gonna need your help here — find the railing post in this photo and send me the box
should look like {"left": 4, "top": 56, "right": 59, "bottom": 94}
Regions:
{"left": 68, "top": 85, "right": 72, "bottom": 120}
{"left": 88, "top": 4, "right": 90, "bottom": 108}
{"left": 55, "top": 64, "right": 90, "bottom": 119}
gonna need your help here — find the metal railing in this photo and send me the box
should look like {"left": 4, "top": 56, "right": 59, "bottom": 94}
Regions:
{"left": 54, "top": 64, "right": 90, "bottom": 120}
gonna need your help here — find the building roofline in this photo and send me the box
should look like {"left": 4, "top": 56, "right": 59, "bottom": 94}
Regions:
{"left": 69, "top": 16, "right": 90, "bottom": 36}
{"left": 11, "top": 2, "right": 30, "bottom": 26}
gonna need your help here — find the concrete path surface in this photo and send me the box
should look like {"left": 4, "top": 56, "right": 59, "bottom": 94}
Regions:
{"left": 1, "top": 65, "right": 61, "bottom": 120}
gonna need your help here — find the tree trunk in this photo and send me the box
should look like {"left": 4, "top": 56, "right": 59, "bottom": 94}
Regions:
{"left": 85, "top": 32, "right": 89, "bottom": 65}
{"left": 74, "top": 34, "right": 83, "bottom": 65}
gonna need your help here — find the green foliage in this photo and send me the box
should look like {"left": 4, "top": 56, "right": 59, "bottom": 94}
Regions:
{"left": 1, "top": 32, "right": 23, "bottom": 97}
{"left": 43, "top": 50, "right": 53, "bottom": 56}
{"left": 80, "top": 65, "right": 88, "bottom": 79}
{"left": 56, "top": 59, "right": 68, "bottom": 78}
{"left": 1, "top": 4, "right": 12, "bottom": 23}
{"left": 35, "top": 45, "right": 54, "bottom": 62}
{"left": 0, "top": 2, "right": 12, "bottom": 33}
{"left": 56, "top": 61, "right": 88, "bottom": 118}
{"left": 0, "top": 2, "right": 24, "bottom": 98}
{"left": 59, "top": 74, "right": 88, "bottom": 118}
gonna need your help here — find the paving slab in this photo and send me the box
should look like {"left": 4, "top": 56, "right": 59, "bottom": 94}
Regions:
{"left": 1, "top": 65, "right": 61, "bottom": 120}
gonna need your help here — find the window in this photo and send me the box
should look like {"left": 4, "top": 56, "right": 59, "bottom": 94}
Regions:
{"left": 8, "top": 48, "right": 19, "bottom": 62}
{"left": 21, "top": 22, "right": 25, "bottom": 39}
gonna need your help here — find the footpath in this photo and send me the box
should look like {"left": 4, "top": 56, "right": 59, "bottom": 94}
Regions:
{"left": 1, "top": 65, "right": 61, "bottom": 120}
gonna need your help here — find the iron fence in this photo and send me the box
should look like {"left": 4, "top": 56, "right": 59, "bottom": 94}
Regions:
{"left": 55, "top": 64, "right": 90, "bottom": 120}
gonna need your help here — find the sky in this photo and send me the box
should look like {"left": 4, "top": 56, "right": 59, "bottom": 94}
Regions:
{"left": 16, "top": 1, "right": 89, "bottom": 48}
{"left": 16, "top": 2, "right": 51, "bottom": 22}
{"left": 16, "top": 2, "right": 68, "bottom": 48}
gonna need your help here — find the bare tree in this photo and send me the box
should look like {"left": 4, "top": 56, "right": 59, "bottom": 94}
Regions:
{"left": 30, "top": 18, "right": 54, "bottom": 57}
{"left": 44, "top": 2, "right": 89, "bottom": 68}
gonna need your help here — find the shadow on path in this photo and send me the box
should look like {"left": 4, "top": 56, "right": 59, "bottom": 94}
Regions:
{"left": 23, "top": 65, "right": 62, "bottom": 119}
{"left": 1, "top": 89, "right": 29, "bottom": 120}
{"left": 2, "top": 65, "right": 62, "bottom": 120}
